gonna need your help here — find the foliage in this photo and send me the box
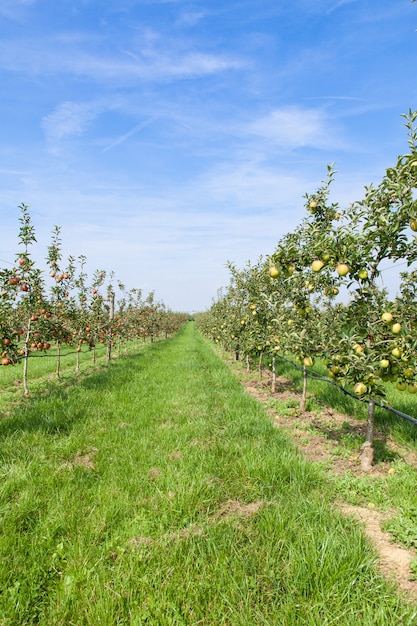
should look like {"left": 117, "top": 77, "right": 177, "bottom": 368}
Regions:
{"left": 198, "top": 111, "right": 417, "bottom": 469}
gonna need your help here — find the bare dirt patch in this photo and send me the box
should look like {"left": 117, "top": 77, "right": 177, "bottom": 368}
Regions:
{"left": 241, "top": 370, "right": 416, "bottom": 477}
{"left": 168, "top": 450, "right": 183, "bottom": 460}
{"left": 128, "top": 499, "right": 268, "bottom": 553}
{"left": 72, "top": 448, "right": 98, "bottom": 469}
{"left": 339, "top": 503, "right": 417, "bottom": 598}
{"left": 148, "top": 467, "right": 162, "bottom": 481}
{"left": 210, "top": 499, "right": 270, "bottom": 522}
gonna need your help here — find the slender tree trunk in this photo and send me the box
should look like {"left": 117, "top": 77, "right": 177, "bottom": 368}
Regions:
{"left": 258, "top": 352, "right": 263, "bottom": 379}
{"left": 361, "top": 398, "right": 375, "bottom": 471}
{"left": 300, "top": 363, "right": 307, "bottom": 413}
{"left": 92, "top": 345, "right": 96, "bottom": 364}
{"left": 56, "top": 341, "right": 61, "bottom": 379}
{"left": 75, "top": 347, "right": 80, "bottom": 374}
{"left": 106, "top": 291, "right": 115, "bottom": 362}
{"left": 246, "top": 354, "right": 250, "bottom": 372}
{"left": 22, "top": 317, "right": 31, "bottom": 397}
{"left": 271, "top": 356, "right": 276, "bottom": 393}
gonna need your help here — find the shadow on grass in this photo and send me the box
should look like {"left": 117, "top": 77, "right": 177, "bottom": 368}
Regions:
{"left": 271, "top": 357, "right": 417, "bottom": 450}
{"left": 0, "top": 350, "right": 147, "bottom": 438}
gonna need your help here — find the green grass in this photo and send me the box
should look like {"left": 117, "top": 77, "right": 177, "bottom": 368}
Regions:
{"left": 1, "top": 323, "right": 416, "bottom": 624}
{"left": 226, "top": 351, "right": 417, "bottom": 567}
{"left": 0, "top": 339, "right": 154, "bottom": 413}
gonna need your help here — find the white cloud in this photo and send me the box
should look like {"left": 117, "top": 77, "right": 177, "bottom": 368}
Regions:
{"left": 0, "top": 36, "right": 245, "bottom": 83}
{"left": 175, "top": 9, "right": 209, "bottom": 27}
{"left": 41, "top": 102, "right": 100, "bottom": 142}
{"left": 247, "top": 106, "right": 341, "bottom": 151}
{"left": 196, "top": 161, "right": 306, "bottom": 215}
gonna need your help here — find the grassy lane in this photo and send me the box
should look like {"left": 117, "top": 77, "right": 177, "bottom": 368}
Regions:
{"left": 0, "top": 322, "right": 416, "bottom": 625}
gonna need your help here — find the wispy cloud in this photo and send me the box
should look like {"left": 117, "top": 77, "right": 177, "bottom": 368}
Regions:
{"left": 41, "top": 101, "right": 100, "bottom": 142}
{"left": 0, "top": 36, "right": 245, "bottom": 83}
{"left": 175, "top": 9, "right": 209, "bottom": 27}
{"left": 327, "top": 0, "right": 359, "bottom": 14}
{"left": 102, "top": 115, "right": 158, "bottom": 152}
{"left": 248, "top": 106, "right": 336, "bottom": 150}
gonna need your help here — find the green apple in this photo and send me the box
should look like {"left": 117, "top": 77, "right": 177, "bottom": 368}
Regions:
{"left": 391, "top": 323, "right": 402, "bottom": 334}
{"left": 381, "top": 312, "right": 393, "bottom": 324}
{"left": 336, "top": 263, "right": 349, "bottom": 277}
{"left": 358, "top": 269, "right": 368, "bottom": 280}
{"left": 312, "top": 259, "right": 324, "bottom": 272}
{"left": 354, "top": 382, "right": 367, "bottom": 396}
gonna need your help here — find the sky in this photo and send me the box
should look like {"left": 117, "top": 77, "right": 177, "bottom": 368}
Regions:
{"left": 1, "top": 0, "right": 416, "bottom": 313}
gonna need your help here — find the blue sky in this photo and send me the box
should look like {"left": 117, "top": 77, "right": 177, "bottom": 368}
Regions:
{"left": 1, "top": 0, "right": 416, "bottom": 312}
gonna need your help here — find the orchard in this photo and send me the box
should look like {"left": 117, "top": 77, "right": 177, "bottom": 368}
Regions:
{"left": 1, "top": 204, "right": 188, "bottom": 394}
{"left": 198, "top": 111, "right": 417, "bottom": 471}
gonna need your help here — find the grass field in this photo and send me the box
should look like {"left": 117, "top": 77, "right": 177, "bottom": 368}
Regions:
{"left": 1, "top": 322, "right": 417, "bottom": 624}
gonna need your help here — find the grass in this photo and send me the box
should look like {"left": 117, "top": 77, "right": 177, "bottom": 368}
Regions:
{"left": 223, "top": 349, "right": 417, "bottom": 571}
{"left": 1, "top": 322, "right": 417, "bottom": 624}
{"left": 0, "top": 338, "right": 155, "bottom": 413}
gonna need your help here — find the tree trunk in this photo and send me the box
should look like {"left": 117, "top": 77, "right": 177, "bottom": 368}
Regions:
{"left": 299, "top": 363, "right": 307, "bottom": 413}
{"left": 56, "top": 342, "right": 61, "bottom": 379}
{"left": 258, "top": 352, "right": 263, "bottom": 379}
{"left": 106, "top": 291, "right": 115, "bottom": 362}
{"left": 271, "top": 356, "right": 276, "bottom": 393}
{"left": 246, "top": 355, "right": 250, "bottom": 372}
{"left": 22, "top": 317, "right": 31, "bottom": 396}
{"left": 361, "top": 398, "right": 375, "bottom": 471}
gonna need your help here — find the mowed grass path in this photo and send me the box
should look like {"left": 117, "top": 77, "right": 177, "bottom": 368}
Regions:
{"left": 0, "top": 322, "right": 416, "bottom": 625}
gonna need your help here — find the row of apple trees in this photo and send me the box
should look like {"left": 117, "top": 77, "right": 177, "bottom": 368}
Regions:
{"left": 1, "top": 204, "right": 188, "bottom": 395}
{"left": 197, "top": 110, "right": 417, "bottom": 471}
